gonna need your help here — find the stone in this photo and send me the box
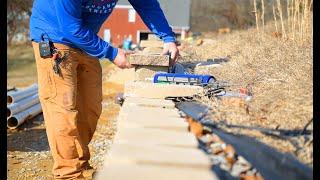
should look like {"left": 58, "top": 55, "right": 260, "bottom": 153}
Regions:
{"left": 196, "top": 39, "right": 203, "bottom": 46}
{"left": 117, "top": 107, "right": 188, "bottom": 131}
{"left": 124, "top": 81, "right": 204, "bottom": 99}
{"left": 134, "top": 65, "right": 168, "bottom": 81}
{"left": 96, "top": 163, "right": 218, "bottom": 180}
{"left": 114, "top": 128, "right": 198, "bottom": 148}
{"left": 230, "top": 161, "right": 251, "bottom": 177}
{"left": 218, "top": 27, "right": 231, "bottom": 34}
{"left": 140, "top": 40, "right": 163, "bottom": 48}
{"left": 120, "top": 104, "right": 181, "bottom": 117}
{"left": 117, "top": 106, "right": 189, "bottom": 129}
{"left": 129, "top": 54, "right": 170, "bottom": 66}
{"left": 96, "top": 88, "right": 217, "bottom": 180}
{"left": 105, "top": 143, "right": 211, "bottom": 167}
{"left": 117, "top": 120, "right": 189, "bottom": 133}
{"left": 124, "top": 97, "right": 175, "bottom": 108}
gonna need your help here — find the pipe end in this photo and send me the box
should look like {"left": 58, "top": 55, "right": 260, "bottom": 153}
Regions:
{"left": 7, "top": 96, "right": 13, "bottom": 104}
{"left": 7, "top": 117, "right": 18, "bottom": 129}
{"left": 7, "top": 108, "right": 11, "bottom": 118}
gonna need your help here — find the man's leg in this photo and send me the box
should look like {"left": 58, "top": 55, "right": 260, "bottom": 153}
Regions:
{"left": 33, "top": 42, "right": 85, "bottom": 179}
{"left": 75, "top": 53, "right": 103, "bottom": 168}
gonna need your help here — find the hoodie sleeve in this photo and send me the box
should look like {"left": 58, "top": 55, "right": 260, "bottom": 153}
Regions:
{"left": 128, "top": 0, "right": 176, "bottom": 43}
{"left": 53, "top": 0, "right": 118, "bottom": 61}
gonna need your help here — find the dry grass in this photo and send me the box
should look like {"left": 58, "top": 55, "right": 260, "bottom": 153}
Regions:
{"left": 184, "top": 24, "right": 312, "bottom": 129}
{"left": 180, "top": 22, "right": 312, "bottom": 165}
{"left": 7, "top": 43, "right": 37, "bottom": 87}
{"left": 255, "top": 0, "right": 313, "bottom": 43}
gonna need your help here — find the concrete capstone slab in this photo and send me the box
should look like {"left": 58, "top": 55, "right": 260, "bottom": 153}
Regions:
{"left": 124, "top": 81, "right": 203, "bottom": 99}
{"left": 134, "top": 65, "right": 168, "bottom": 81}
{"left": 106, "top": 143, "right": 211, "bottom": 167}
{"left": 124, "top": 97, "right": 176, "bottom": 108}
{"left": 96, "top": 163, "right": 218, "bottom": 180}
{"left": 97, "top": 89, "right": 216, "bottom": 180}
{"left": 129, "top": 54, "right": 169, "bottom": 66}
{"left": 114, "top": 127, "right": 198, "bottom": 148}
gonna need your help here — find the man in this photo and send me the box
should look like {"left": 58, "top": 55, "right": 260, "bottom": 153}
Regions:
{"left": 29, "top": 0, "right": 179, "bottom": 179}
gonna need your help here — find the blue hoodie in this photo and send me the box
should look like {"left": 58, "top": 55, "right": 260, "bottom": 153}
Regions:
{"left": 29, "top": 0, "right": 176, "bottom": 61}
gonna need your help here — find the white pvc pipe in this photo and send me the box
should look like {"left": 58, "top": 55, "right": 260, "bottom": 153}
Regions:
{"left": 7, "top": 93, "right": 39, "bottom": 118}
{"left": 7, "top": 103, "right": 42, "bottom": 129}
{"left": 7, "top": 84, "right": 38, "bottom": 104}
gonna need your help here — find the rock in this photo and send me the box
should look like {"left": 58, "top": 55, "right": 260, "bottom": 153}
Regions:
{"left": 210, "top": 143, "right": 224, "bottom": 154}
{"left": 124, "top": 97, "right": 175, "bottom": 109}
{"left": 218, "top": 27, "right": 231, "bottom": 34}
{"left": 196, "top": 39, "right": 203, "bottom": 46}
{"left": 188, "top": 120, "right": 204, "bottom": 137}
{"left": 231, "top": 161, "right": 251, "bottom": 177}
{"left": 210, "top": 155, "right": 227, "bottom": 165}
{"left": 237, "top": 156, "right": 250, "bottom": 165}
{"left": 134, "top": 65, "right": 168, "bottom": 81}
{"left": 198, "top": 134, "right": 215, "bottom": 144}
{"left": 129, "top": 54, "right": 170, "bottom": 66}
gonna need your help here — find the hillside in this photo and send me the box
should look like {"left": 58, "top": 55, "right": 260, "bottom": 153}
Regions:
{"left": 180, "top": 22, "right": 313, "bottom": 166}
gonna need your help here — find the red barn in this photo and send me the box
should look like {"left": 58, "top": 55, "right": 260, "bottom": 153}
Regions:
{"left": 98, "top": 0, "right": 191, "bottom": 47}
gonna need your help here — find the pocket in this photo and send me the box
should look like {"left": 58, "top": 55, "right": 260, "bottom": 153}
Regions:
{"left": 51, "top": 51, "right": 78, "bottom": 109}
{"left": 36, "top": 58, "right": 57, "bottom": 101}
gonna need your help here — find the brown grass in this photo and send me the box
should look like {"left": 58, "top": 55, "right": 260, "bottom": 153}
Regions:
{"left": 180, "top": 22, "right": 312, "bottom": 165}
{"left": 255, "top": 0, "right": 313, "bottom": 44}
{"left": 7, "top": 43, "right": 37, "bottom": 87}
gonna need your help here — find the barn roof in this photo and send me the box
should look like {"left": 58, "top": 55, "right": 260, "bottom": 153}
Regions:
{"left": 117, "top": 0, "right": 191, "bottom": 30}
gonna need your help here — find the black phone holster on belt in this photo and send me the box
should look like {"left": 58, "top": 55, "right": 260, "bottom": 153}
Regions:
{"left": 39, "top": 34, "right": 54, "bottom": 58}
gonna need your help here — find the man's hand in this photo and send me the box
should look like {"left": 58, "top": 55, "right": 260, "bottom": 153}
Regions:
{"left": 162, "top": 42, "right": 179, "bottom": 66}
{"left": 113, "top": 48, "right": 133, "bottom": 69}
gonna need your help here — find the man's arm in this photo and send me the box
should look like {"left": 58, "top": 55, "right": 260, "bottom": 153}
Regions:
{"left": 128, "top": 0, "right": 179, "bottom": 63}
{"left": 53, "top": 0, "right": 118, "bottom": 61}
{"left": 128, "top": 0, "right": 176, "bottom": 43}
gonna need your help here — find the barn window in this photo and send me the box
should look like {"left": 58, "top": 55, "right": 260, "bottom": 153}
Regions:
{"left": 128, "top": 9, "right": 136, "bottom": 22}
